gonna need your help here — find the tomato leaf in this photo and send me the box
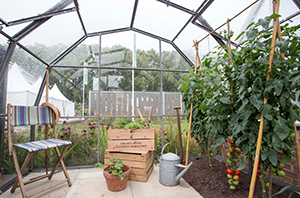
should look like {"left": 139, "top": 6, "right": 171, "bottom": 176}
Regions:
{"left": 281, "top": 156, "right": 292, "bottom": 164}
{"left": 273, "top": 117, "right": 290, "bottom": 140}
{"left": 261, "top": 149, "right": 269, "bottom": 161}
{"left": 289, "top": 108, "right": 299, "bottom": 124}
{"left": 262, "top": 103, "right": 273, "bottom": 120}
{"left": 250, "top": 94, "right": 263, "bottom": 110}
{"left": 246, "top": 29, "right": 258, "bottom": 41}
{"left": 270, "top": 13, "right": 281, "bottom": 19}
{"left": 219, "top": 97, "right": 231, "bottom": 104}
{"left": 269, "top": 183, "right": 300, "bottom": 198}
{"left": 237, "top": 156, "right": 246, "bottom": 170}
{"left": 198, "top": 105, "right": 206, "bottom": 110}
{"left": 215, "top": 136, "right": 225, "bottom": 145}
{"left": 268, "top": 149, "right": 278, "bottom": 166}
{"left": 258, "top": 16, "right": 271, "bottom": 30}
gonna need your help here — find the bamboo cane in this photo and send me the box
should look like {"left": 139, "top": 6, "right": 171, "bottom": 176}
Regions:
{"left": 193, "top": 0, "right": 259, "bottom": 47}
{"left": 276, "top": 21, "right": 300, "bottom": 178}
{"left": 248, "top": 1, "right": 280, "bottom": 198}
{"left": 185, "top": 40, "right": 199, "bottom": 166}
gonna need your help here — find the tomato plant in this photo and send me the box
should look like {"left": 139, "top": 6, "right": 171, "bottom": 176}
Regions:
{"left": 180, "top": 13, "right": 300, "bottom": 197}
{"left": 227, "top": 15, "right": 300, "bottom": 198}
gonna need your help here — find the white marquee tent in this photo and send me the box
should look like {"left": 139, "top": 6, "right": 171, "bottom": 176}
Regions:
{"left": 7, "top": 63, "right": 75, "bottom": 117}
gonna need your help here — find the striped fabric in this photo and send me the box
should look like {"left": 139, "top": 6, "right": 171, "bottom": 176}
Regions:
{"left": 11, "top": 106, "right": 54, "bottom": 126}
{"left": 14, "top": 139, "right": 72, "bottom": 152}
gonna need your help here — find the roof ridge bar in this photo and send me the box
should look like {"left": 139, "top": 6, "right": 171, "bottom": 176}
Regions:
{"left": 88, "top": 27, "right": 132, "bottom": 37}
{"left": 73, "top": 0, "right": 88, "bottom": 35}
{"left": 50, "top": 35, "right": 87, "bottom": 66}
{"left": 130, "top": 0, "right": 139, "bottom": 28}
{"left": 12, "top": 0, "right": 73, "bottom": 41}
{"left": 132, "top": 27, "right": 171, "bottom": 43}
{"left": 156, "top": 0, "right": 195, "bottom": 15}
{"left": 172, "top": 0, "right": 209, "bottom": 42}
{"left": 191, "top": 0, "right": 214, "bottom": 23}
{"left": 2, "top": 7, "right": 76, "bottom": 27}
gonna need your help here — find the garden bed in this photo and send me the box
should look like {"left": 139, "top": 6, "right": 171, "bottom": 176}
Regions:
{"left": 183, "top": 158, "right": 300, "bottom": 198}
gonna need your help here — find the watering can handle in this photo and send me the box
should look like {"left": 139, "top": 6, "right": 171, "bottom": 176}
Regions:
{"left": 161, "top": 142, "right": 178, "bottom": 156}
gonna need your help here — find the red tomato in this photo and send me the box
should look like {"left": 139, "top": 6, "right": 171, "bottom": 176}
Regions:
{"left": 280, "top": 164, "right": 285, "bottom": 169}
{"left": 227, "top": 168, "right": 233, "bottom": 175}
{"left": 257, "top": 169, "right": 261, "bottom": 176}
{"left": 234, "top": 169, "right": 241, "bottom": 176}
{"left": 228, "top": 138, "right": 233, "bottom": 144}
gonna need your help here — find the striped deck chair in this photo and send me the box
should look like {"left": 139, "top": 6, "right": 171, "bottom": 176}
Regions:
{"left": 7, "top": 102, "right": 72, "bottom": 198}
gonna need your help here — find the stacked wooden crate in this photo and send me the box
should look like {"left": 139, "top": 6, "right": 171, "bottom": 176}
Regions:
{"left": 105, "top": 127, "right": 155, "bottom": 182}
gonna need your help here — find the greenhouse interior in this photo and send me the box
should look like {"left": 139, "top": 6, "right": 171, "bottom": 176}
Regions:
{"left": 1, "top": 0, "right": 300, "bottom": 197}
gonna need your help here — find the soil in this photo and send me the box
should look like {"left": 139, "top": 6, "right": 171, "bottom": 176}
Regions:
{"left": 183, "top": 157, "right": 300, "bottom": 198}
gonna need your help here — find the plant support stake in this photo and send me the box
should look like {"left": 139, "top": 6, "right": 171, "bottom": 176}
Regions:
{"left": 248, "top": 1, "right": 280, "bottom": 197}
{"left": 185, "top": 40, "right": 200, "bottom": 166}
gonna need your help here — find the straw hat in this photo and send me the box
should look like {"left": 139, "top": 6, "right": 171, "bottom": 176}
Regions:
{"left": 41, "top": 102, "right": 60, "bottom": 125}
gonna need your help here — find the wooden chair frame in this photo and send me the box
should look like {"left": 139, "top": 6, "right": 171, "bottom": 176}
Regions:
{"left": 7, "top": 103, "right": 72, "bottom": 198}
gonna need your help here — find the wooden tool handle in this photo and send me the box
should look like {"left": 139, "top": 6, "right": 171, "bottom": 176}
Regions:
{"left": 148, "top": 106, "right": 153, "bottom": 123}
{"left": 137, "top": 109, "right": 144, "bottom": 122}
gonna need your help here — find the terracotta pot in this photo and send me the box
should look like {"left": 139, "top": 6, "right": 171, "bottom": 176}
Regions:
{"left": 103, "top": 164, "right": 131, "bottom": 192}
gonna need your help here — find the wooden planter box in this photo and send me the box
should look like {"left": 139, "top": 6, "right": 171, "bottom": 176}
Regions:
{"left": 107, "top": 127, "right": 155, "bottom": 152}
{"left": 105, "top": 150, "right": 154, "bottom": 182}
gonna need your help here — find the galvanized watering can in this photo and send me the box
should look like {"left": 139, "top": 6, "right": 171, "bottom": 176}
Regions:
{"left": 158, "top": 142, "right": 193, "bottom": 186}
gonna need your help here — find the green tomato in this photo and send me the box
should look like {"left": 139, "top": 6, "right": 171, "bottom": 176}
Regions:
{"left": 234, "top": 157, "right": 240, "bottom": 162}
{"left": 233, "top": 180, "right": 239, "bottom": 186}
{"left": 227, "top": 159, "right": 233, "bottom": 164}
{"left": 227, "top": 152, "right": 233, "bottom": 158}
{"left": 228, "top": 179, "right": 234, "bottom": 185}
{"left": 271, "top": 167, "right": 276, "bottom": 173}
{"left": 277, "top": 170, "right": 286, "bottom": 177}
{"left": 230, "top": 185, "right": 236, "bottom": 190}
{"left": 290, "top": 133, "right": 295, "bottom": 138}
{"left": 265, "top": 182, "right": 269, "bottom": 188}
{"left": 227, "top": 174, "right": 233, "bottom": 179}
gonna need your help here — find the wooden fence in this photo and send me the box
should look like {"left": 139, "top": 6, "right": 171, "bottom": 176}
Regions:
{"left": 88, "top": 91, "right": 185, "bottom": 117}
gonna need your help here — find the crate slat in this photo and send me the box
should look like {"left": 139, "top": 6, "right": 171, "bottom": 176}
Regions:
{"left": 108, "top": 128, "right": 154, "bottom": 140}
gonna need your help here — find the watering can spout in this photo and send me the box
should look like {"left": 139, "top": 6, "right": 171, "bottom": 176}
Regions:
{"left": 175, "top": 162, "right": 193, "bottom": 183}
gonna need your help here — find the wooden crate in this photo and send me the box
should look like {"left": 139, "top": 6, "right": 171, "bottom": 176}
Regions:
{"left": 104, "top": 150, "right": 154, "bottom": 182}
{"left": 107, "top": 128, "right": 154, "bottom": 152}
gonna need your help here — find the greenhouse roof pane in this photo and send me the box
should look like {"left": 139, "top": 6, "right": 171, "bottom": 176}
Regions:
{"left": 0, "top": 0, "right": 62, "bottom": 22}
{"left": 79, "top": 0, "right": 135, "bottom": 34}
{"left": 134, "top": 0, "right": 191, "bottom": 40}
{"left": 170, "top": 0, "right": 203, "bottom": 11}
{"left": 19, "top": 12, "right": 85, "bottom": 64}
{"left": 175, "top": 23, "right": 220, "bottom": 62}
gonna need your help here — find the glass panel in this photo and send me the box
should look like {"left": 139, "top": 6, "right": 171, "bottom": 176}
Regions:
{"left": 7, "top": 47, "right": 46, "bottom": 106}
{"left": 102, "top": 31, "right": 133, "bottom": 68}
{"left": 96, "top": 69, "right": 133, "bottom": 117}
{"left": 162, "top": 42, "right": 191, "bottom": 71}
{"left": 0, "top": 0, "right": 62, "bottom": 22}
{"left": 57, "top": 37, "right": 99, "bottom": 66}
{"left": 162, "top": 71, "right": 186, "bottom": 115}
{"left": 135, "top": 32, "right": 160, "bottom": 69}
{"left": 135, "top": 0, "right": 191, "bottom": 40}
{"left": 19, "top": 12, "right": 84, "bottom": 64}
{"left": 170, "top": 0, "right": 204, "bottom": 11}
{"left": 0, "top": 23, "right": 30, "bottom": 43}
{"left": 175, "top": 23, "right": 218, "bottom": 62}
{"left": 79, "top": 0, "right": 135, "bottom": 33}
{"left": 47, "top": 67, "right": 83, "bottom": 117}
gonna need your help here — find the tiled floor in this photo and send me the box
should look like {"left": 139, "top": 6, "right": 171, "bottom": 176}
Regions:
{"left": 1, "top": 165, "right": 203, "bottom": 198}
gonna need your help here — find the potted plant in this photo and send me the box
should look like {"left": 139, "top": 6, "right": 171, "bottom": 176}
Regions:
{"left": 96, "top": 158, "right": 131, "bottom": 192}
